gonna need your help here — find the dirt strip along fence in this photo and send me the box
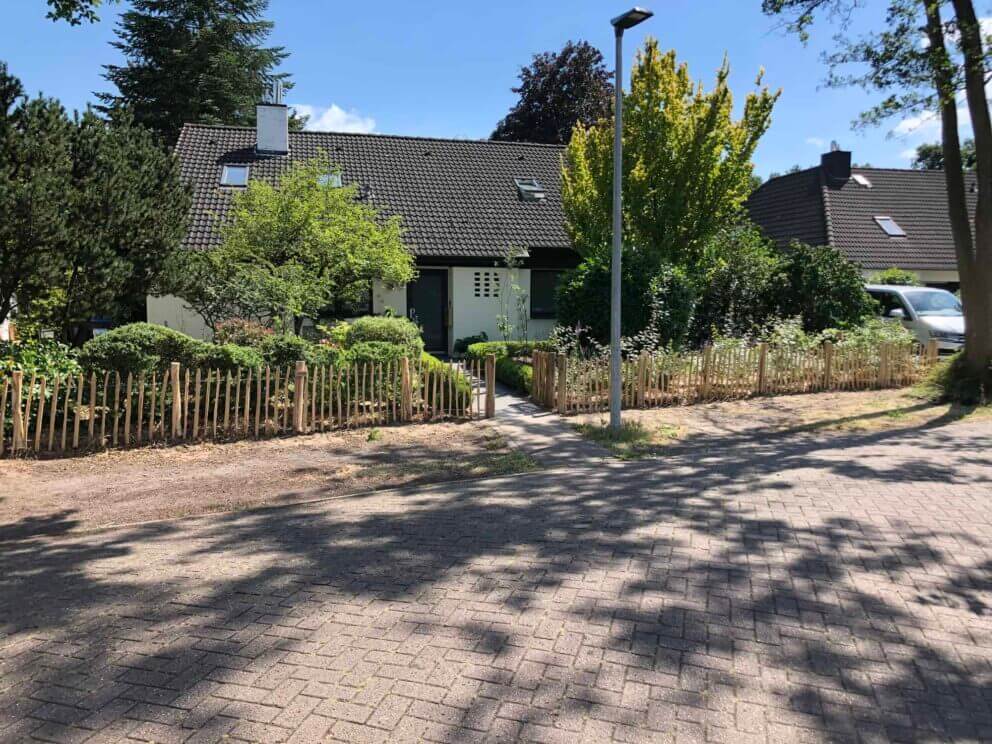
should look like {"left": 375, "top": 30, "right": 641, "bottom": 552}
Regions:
{"left": 531, "top": 340, "right": 940, "bottom": 414}
{"left": 0, "top": 354, "right": 497, "bottom": 457}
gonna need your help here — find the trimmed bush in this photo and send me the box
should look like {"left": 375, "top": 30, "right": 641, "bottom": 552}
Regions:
{"left": 213, "top": 318, "right": 274, "bottom": 347}
{"left": 346, "top": 341, "right": 408, "bottom": 367}
{"left": 464, "top": 340, "right": 549, "bottom": 361}
{"left": 193, "top": 343, "right": 264, "bottom": 372}
{"left": 257, "top": 334, "right": 315, "bottom": 368}
{"left": 495, "top": 357, "right": 533, "bottom": 394}
{"left": 345, "top": 316, "right": 423, "bottom": 357}
{"left": 454, "top": 332, "right": 488, "bottom": 355}
{"left": 79, "top": 323, "right": 202, "bottom": 373}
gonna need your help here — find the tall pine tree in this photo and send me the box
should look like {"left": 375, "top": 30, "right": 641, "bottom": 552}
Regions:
{"left": 99, "top": 0, "right": 296, "bottom": 144}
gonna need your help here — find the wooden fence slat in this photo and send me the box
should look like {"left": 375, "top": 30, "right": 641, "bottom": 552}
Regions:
{"left": 60, "top": 375, "right": 73, "bottom": 452}
{"left": 132, "top": 373, "right": 141, "bottom": 447}
{"left": 72, "top": 373, "right": 83, "bottom": 450}
{"left": 0, "top": 377, "right": 7, "bottom": 457}
{"left": 33, "top": 377, "right": 47, "bottom": 451}
{"left": 10, "top": 371, "right": 24, "bottom": 452}
{"left": 47, "top": 375, "right": 60, "bottom": 452}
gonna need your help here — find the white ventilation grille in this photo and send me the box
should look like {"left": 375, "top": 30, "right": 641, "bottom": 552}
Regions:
{"left": 473, "top": 271, "right": 500, "bottom": 298}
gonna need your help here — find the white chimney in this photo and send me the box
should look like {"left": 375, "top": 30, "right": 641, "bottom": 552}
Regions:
{"left": 256, "top": 81, "right": 288, "bottom": 154}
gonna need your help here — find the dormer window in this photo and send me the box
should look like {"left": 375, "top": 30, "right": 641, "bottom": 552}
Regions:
{"left": 852, "top": 173, "right": 872, "bottom": 188}
{"left": 874, "top": 216, "right": 906, "bottom": 237}
{"left": 318, "top": 172, "right": 343, "bottom": 188}
{"left": 514, "top": 177, "right": 546, "bottom": 202}
{"left": 220, "top": 165, "right": 249, "bottom": 187}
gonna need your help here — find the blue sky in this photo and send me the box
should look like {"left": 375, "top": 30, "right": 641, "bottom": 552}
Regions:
{"left": 1, "top": 0, "right": 968, "bottom": 177}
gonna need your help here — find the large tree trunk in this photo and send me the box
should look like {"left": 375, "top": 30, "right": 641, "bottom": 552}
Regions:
{"left": 951, "top": 0, "right": 992, "bottom": 376}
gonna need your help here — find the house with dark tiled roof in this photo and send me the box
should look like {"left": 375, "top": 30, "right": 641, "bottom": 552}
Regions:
{"left": 148, "top": 95, "right": 577, "bottom": 353}
{"left": 747, "top": 149, "right": 975, "bottom": 290}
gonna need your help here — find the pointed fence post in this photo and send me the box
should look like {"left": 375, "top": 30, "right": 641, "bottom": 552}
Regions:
{"left": 822, "top": 341, "right": 834, "bottom": 391}
{"left": 636, "top": 352, "right": 648, "bottom": 407}
{"left": 400, "top": 356, "right": 412, "bottom": 421}
{"left": 294, "top": 361, "right": 307, "bottom": 433}
{"left": 700, "top": 347, "right": 713, "bottom": 400}
{"left": 557, "top": 353, "right": 568, "bottom": 414}
{"left": 485, "top": 354, "right": 496, "bottom": 418}
{"left": 756, "top": 343, "right": 768, "bottom": 395}
{"left": 10, "top": 370, "right": 23, "bottom": 453}
{"left": 926, "top": 338, "right": 939, "bottom": 367}
{"left": 170, "top": 362, "right": 182, "bottom": 440}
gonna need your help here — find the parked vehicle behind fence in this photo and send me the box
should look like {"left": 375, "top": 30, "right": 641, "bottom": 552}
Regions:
{"left": 866, "top": 284, "right": 965, "bottom": 353}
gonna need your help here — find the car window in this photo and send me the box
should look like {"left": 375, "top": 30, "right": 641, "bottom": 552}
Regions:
{"left": 902, "top": 290, "right": 962, "bottom": 317}
{"left": 868, "top": 291, "right": 908, "bottom": 318}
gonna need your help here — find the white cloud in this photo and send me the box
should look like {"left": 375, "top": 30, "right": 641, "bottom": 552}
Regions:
{"left": 893, "top": 109, "right": 941, "bottom": 137}
{"left": 292, "top": 103, "right": 376, "bottom": 134}
{"left": 900, "top": 147, "right": 918, "bottom": 161}
{"left": 805, "top": 136, "right": 826, "bottom": 147}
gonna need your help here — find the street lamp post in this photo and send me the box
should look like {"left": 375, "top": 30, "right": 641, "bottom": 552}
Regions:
{"left": 609, "top": 7, "right": 653, "bottom": 433}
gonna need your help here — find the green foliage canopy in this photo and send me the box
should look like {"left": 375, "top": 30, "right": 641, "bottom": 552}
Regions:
{"left": 165, "top": 156, "right": 415, "bottom": 332}
{"left": 491, "top": 40, "right": 614, "bottom": 145}
{"left": 99, "top": 0, "right": 299, "bottom": 143}
{"left": 561, "top": 38, "right": 779, "bottom": 272}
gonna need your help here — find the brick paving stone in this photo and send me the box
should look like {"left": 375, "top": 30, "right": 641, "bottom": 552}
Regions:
{"left": 2, "top": 419, "right": 992, "bottom": 742}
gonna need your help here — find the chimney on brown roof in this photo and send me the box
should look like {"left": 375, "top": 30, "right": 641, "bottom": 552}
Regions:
{"left": 256, "top": 81, "right": 288, "bottom": 155}
{"left": 821, "top": 145, "right": 851, "bottom": 188}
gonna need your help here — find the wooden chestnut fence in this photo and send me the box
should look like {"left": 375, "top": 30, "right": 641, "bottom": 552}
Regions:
{"left": 531, "top": 340, "right": 939, "bottom": 414}
{"left": 0, "top": 355, "right": 497, "bottom": 457}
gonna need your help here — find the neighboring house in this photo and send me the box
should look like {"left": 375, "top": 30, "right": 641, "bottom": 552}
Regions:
{"left": 747, "top": 149, "right": 977, "bottom": 290}
{"left": 150, "top": 96, "right": 577, "bottom": 354}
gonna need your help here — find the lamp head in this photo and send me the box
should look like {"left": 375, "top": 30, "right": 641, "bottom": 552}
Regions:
{"left": 611, "top": 7, "right": 653, "bottom": 31}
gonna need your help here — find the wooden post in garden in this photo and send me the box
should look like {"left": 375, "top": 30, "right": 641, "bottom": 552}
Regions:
{"left": 926, "top": 338, "right": 939, "bottom": 366}
{"left": 878, "top": 343, "right": 890, "bottom": 388}
{"left": 822, "top": 341, "right": 834, "bottom": 391}
{"left": 170, "top": 362, "right": 182, "bottom": 440}
{"left": 400, "top": 357, "right": 412, "bottom": 421}
{"left": 10, "top": 370, "right": 23, "bottom": 453}
{"left": 485, "top": 354, "right": 496, "bottom": 418}
{"left": 294, "top": 361, "right": 307, "bottom": 433}
{"left": 700, "top": 347, "right": 713, "bottom": 400}
{"left": 756, "top": 343, "right": 768, "bottom": 395}
{"left": 636, "top": 352, "right": 648, "bottom": 408}
{"left": 557, "top": 353, "right": 568, "bottom": 414}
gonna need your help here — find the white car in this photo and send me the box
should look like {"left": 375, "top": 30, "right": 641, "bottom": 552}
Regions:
{"left": 866, "top": 284, "right": 965, "bottom": 352}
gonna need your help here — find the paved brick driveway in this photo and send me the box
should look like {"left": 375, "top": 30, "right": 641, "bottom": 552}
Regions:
{"left": 2, "top": 417, "right": 992, "bottom": 743}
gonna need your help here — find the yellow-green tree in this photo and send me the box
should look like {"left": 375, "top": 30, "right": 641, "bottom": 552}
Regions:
{"left": 561, "top": 39, "right": 779, "bottom": 272}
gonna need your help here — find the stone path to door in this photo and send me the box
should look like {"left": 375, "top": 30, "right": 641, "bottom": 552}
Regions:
{"left": 2, "top": 402, "right": 992, "bottom": 742}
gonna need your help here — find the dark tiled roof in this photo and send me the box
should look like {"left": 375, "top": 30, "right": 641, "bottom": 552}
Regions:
{"left": 747, "top": 165, "right": 977, "bottom": 271}
{"left": 745, "top": 167, "right": 827, "bottom": 249}
{"left": 176, "top": 124, "right": 570, "bottom": 259}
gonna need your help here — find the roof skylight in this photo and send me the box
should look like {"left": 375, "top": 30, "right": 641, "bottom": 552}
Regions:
{"left": 874, "top": 216, "right": 906, "bottom": 237}
{"left": 220, "top": 165, "right": 249, "bottom": 187}
{"left": 852, "top": 173, "right": 872, "bottom": 188}
{"left": 514, "top": 177, "right": 546, "bottom": 202}
{"left": 318, "top": 172, "right": 343, "bottom": 188}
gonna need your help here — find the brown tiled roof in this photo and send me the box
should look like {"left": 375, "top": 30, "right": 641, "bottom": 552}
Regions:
{"left": 176, "top": 124, "right": 570, "bottom": 259}
{"left": 747, "top": 165, "right": 977, "bottom": 271}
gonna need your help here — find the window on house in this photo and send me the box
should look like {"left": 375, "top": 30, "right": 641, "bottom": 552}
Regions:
{"left": 473, "top": 271, "right": 500, "bottom": 298}
{"left": 874, "top": 216, "right": 906, "bottom": 237}
{"left": 514, "top": 177, "right": 546, "bottom": 202}
{"left": 220, "top": 165, "right": 249, "bottom": 186}
{"left": 318, "top": 172, "right": 343, "bottom": 188}
{"left": 530, "top": 270, "right": 561, "bottom": 319}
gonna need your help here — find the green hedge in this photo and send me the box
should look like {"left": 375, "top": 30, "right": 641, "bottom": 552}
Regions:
{"left": 79, "top": 323, "right": 205, "bottom": 373}
{"left": 347, "top": 341, "right": 408, "bottom": 367}
{"left": 495, "top": 357, "right": 533, "bottom": 394}
{"left": 464, "top": 340, "right": 550, "bottom": 361}
{"left": 193, "top": 343, "right": 264, "bottom": 372}
{"left": 346, "top": 316, "right": 424, "bottom": 358}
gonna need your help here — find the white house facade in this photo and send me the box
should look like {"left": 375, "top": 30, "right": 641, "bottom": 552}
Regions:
{"left": 150, "top": 101, "right": 577, "bottom": 354}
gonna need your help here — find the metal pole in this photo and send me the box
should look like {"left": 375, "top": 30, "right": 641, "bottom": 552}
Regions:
{"left": 610, "top": 28, "right": 624, "bottom": 432}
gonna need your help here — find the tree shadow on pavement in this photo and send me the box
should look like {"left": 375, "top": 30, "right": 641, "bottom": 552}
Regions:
{"left": 2, "top": 418, "right": 992, "bottom": 741}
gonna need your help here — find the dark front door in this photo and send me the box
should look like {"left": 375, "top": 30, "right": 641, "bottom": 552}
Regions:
{"left": 407, "top": 269, "right": 447, "bottom": 353}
